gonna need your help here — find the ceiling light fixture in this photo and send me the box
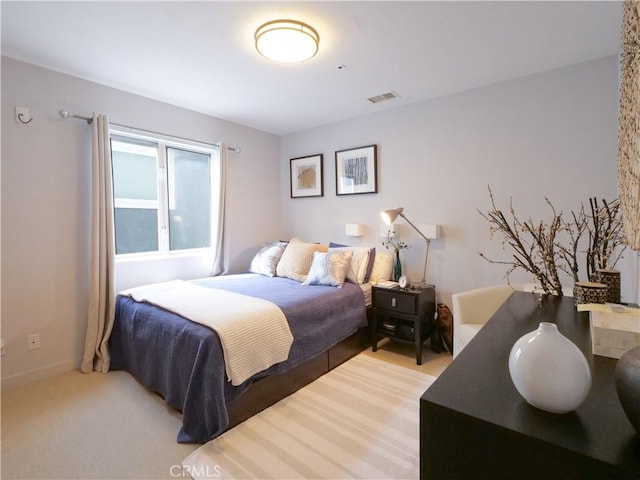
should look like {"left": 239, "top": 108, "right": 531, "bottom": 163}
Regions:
{"left": 255, "top": 19, "right": 319, "bottom": 63}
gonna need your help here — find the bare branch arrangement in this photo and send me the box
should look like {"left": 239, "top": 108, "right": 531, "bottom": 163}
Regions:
{"left": 555, "top": 206, "right": 587, "bottom": 283}
{"left": 586, "top": 197, "right": 627, "bottom": 279}
{"left": 478, "top": 187, "right": 627, "bottom": 297}
{"left": 477, "top": 187, "right": 566, "bottom": 296}
{"left": 382, "top": 231, "right": 407, "bottom": 253}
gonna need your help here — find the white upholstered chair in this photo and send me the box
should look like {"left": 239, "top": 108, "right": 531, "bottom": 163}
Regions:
{"left": 452, "top": 284, "right": 514, "bottom": 358}
{"left": 451, "top": 283, "right": 574, "bottom": 358}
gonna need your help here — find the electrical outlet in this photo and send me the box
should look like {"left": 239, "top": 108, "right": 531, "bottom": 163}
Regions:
{"left": 27, "top": 334, "right": 40, "bottom": 351}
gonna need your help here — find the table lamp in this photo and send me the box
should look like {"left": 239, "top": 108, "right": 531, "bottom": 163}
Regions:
{"left": 381, "top": 207, "right": 439, "bottom": 287}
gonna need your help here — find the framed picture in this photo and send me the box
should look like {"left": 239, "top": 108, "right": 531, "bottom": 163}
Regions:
{"left": 335, "top": 144, "right": 378, "bottom": 195}
{"left": 290, "top": 154, "right": 323, "bottom": 198}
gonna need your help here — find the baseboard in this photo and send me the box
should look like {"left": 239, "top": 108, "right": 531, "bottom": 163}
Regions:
{"left": 1, "top": 357, "right": 80, "bottom": 391}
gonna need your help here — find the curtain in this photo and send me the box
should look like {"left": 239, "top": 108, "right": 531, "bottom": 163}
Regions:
{"left": 211, "top": 143, "right": 228, "bottom": 276}
{"left": 633, "top": 253, "right": 640, "bottom": 304}
{"left": 618, "top": 0, "right": 640, "bottom": 249}
{"left": 81, "top": 114, "right": 116, "bottom": 374}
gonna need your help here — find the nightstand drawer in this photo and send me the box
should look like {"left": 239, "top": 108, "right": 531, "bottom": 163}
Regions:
{"left": 374, "top": 290, "right": 416, "bottom": 315}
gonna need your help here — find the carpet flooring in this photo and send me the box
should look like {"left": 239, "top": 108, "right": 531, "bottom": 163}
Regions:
{"left": 1, "top": 369, "right": 196, "bottom": 479}
{"left": 1, "top": 343, "right": 448, "bottom": 479}
{"left": 182, "top": 353, "right": 436, "bottom": 480}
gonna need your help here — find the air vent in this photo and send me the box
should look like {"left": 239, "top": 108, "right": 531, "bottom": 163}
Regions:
{"left": 367, "top": 91, "right": 400, "bottom": 104}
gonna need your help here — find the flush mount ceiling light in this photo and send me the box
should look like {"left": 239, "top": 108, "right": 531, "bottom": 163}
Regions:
{"left": 255, "top": 19, "right": 319, "bottom": 63}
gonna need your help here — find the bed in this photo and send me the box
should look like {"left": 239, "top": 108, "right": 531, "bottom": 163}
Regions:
{"left": 109, "top": 239, "right": 390, "bottom": 444}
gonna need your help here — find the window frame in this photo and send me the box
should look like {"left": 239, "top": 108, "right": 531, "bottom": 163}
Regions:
{"left": 110, "top": 126, "right": 220, "bottom": 260}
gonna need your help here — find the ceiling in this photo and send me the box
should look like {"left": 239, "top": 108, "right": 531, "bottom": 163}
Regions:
{"left": 1, "top": 1, "right": 623, "bottom": 136}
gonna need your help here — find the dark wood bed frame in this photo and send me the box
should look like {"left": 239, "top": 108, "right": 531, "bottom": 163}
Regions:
{"left": 227, "top": 322, "right": 371, "bottom": 430}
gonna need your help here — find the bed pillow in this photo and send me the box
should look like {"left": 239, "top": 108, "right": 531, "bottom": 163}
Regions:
{"left": 249, "top": 240, "right": 288, "bottom": 277}
{"left": 369, "top": 250, "right": 394, "bottom": 283}
{"left": 302, "top": 250, "right": 354, "bottom": 288}
{"left": 364, "top": 248, "right": 376, "bottom": 282}
{"left": 328, "top": 243, "right": 373, "bottom": 284}
{"left": 276, "top": 238, "right": 328, "bottom": 282}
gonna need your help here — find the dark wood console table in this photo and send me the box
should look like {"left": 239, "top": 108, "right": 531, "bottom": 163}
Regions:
{"left": 420, "top": 291, "right": 640, "bottom": 480}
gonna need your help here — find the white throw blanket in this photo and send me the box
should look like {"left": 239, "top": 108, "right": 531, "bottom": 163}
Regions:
{"left": 119, "top": 280, "right": 293, "bottom": 386}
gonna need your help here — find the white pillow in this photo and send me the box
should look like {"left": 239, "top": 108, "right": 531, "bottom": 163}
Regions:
{"left": 369, "top": 251, "right": 394, "bottom": 283}
{"left": 249, "top": 241, "right": 288, "bottom": 277}
{"left": 329, "top": 246, "right": 372, "bottom": 284}
{"left": 302, "top": 250, "right": 354, "bottom": 288}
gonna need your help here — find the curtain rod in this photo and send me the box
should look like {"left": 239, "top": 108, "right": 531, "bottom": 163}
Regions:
{"left": 59, "top": 109, "right": 92, "bottom": 123}
{"left": 58, "top": 109, "right": 241, "bottom": 153}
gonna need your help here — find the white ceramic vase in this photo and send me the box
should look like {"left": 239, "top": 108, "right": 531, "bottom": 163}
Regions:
{"left": 508, "top": 322, "right": 592, "bottom": 413}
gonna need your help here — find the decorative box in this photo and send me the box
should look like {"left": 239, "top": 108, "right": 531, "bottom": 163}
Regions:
{"left": 578, "top": 304, "right": 640, "bottom": 359}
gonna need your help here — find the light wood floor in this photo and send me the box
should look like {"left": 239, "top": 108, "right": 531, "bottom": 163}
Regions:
{"left": 364, "top": 338, "right": 452, "bottom": 376}
{"left": 1, "top": 342, "right": 451, "bottom": 480}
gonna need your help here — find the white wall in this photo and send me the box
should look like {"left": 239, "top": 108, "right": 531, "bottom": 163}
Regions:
{"left": 280, "top": 56, "right": 639, "bottom": 306}
{"left": 1, "top": 57, "right": 281, "bottom": 388}
{"left": 3, "top": 55, "right": 638, "bottom": 388}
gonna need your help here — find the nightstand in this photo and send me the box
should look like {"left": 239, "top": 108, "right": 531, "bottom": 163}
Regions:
{"left": 371, "top": 284, "right": 436, "bottom": 365}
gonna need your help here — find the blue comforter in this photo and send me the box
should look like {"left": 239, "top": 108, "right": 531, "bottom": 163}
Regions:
{"left": 109, "top": 274, "right": 367, "bottom": 443}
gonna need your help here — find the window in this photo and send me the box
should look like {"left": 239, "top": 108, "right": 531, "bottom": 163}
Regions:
{"left": 110, "top": 129, "right": 220, "bottom": 256}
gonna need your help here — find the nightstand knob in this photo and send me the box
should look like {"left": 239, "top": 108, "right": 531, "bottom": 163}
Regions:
{"left": 392, "top": 297, "right": 397, "bottom": 307}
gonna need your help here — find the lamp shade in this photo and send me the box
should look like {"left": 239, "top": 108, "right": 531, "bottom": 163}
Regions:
{"left": 255, "top": 20, "right": 319, "bottom": 63}
{"left": 381, "top": 207, "right": 404, "bottom": 225}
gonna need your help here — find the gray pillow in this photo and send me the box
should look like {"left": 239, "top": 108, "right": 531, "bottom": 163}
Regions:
{"left": 249, "top": 241, "right": 288, "bottom": 277}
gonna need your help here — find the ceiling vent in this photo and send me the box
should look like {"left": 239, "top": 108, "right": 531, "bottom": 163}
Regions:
{"left": 367, "top": 91, "right": 400, "bottom": 104}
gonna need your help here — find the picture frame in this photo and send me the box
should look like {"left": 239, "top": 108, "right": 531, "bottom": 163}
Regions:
{"left": 290, "top": 154, "right": 323, "bottom": 198}
{"left": 335, "top": 144, "right": 378, "bottom": 195}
